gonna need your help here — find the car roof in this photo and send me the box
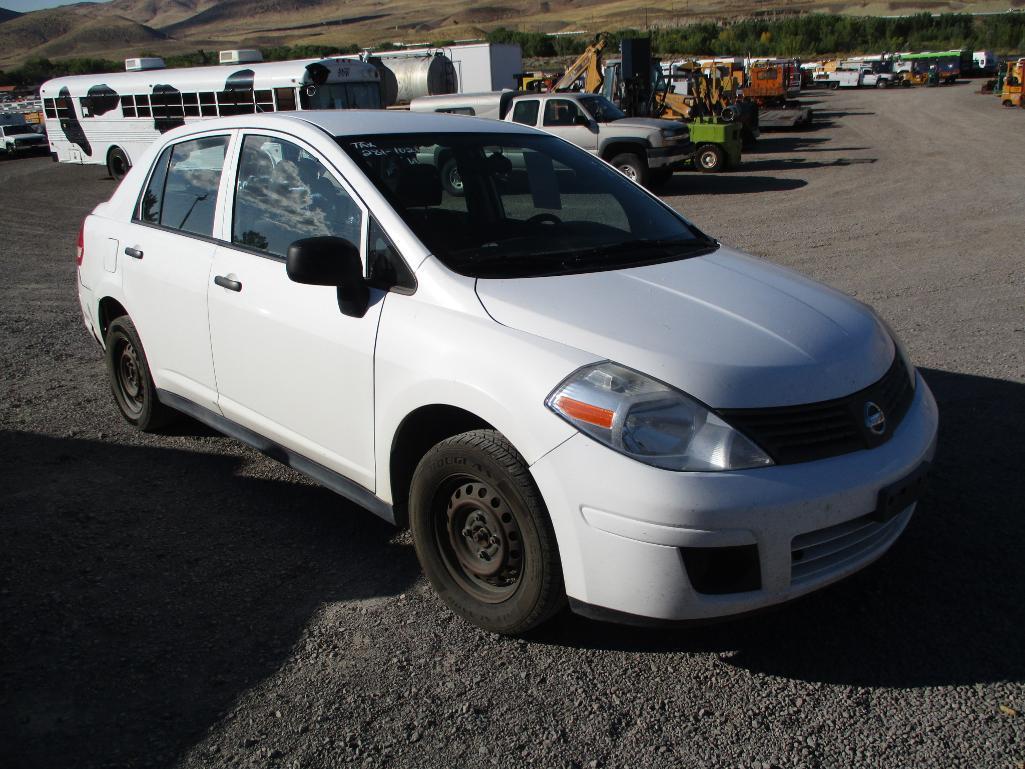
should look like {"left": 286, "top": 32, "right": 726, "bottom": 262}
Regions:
{"left": 165, "top": 109, "right": 541, "bottom": 138}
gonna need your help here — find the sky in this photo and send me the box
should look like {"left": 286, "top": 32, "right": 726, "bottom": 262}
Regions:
{"left": 2, "top": 0, "right": 111, "bottom": 11}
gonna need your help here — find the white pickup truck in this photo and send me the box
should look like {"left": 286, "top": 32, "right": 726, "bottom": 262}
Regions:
{"left": 411, "top": 90, "right": 691, "bottom": 188}
{"left": 814, "top": 64, "right": 897, "bottom": 89}
{"left": 0, "top": 122, "right": 48, "bottom": 156}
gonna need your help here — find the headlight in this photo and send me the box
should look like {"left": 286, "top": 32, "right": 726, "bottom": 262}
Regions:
{"left": 872, "top": 311, "right": 917, "bottom": 391}
{"left": 546, "top": 362, "right": 773, "bottom": 472}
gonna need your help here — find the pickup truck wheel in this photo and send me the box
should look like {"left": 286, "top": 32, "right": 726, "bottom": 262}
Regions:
{"left": 610, "top": 153, "right": 648, "bottom": 187}
{"left": 107, "top": 147, "right": 130, "bottom": 181}
{"left": 697, "top": 144, "right": 725, "bottom": 173}
{"left": 409, "top": 429, "right": 565, "bottom": 635}
{"left": 876, "top": 79, "right": 888, "bottom": 89}
{"left": 440, "top": 157, "right": 465, "bottom": 197}
{"left": 105, "top": 316, "right": 176, "bottom": 431}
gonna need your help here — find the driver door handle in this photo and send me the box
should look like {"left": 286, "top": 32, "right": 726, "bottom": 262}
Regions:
{"left": 124, "top": 247, "right": 143, "bottom": 259}
{"left": 214, "top": 275, "right": 242, "bottom": 292}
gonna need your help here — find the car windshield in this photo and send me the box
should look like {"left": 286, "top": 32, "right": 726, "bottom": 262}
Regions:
{"left": 577, "top": 95, "right": 625, "bottom": 122}
{"left": 3, "top": 125, "right": 35, "bottom": 135}
{"left": 339, "top": 132, "right": 715, "bottom": 279}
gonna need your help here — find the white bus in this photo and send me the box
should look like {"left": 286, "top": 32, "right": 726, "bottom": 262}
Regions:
{"left": 40, "top": 53, "right": 383, "bottom": 179}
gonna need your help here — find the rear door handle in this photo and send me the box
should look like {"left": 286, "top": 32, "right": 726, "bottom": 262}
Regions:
{"left": 124, "top": 247, "right": 143, "bottom": 259}
{"left": 214, "top": 275, "right": 242, "bottom": 292}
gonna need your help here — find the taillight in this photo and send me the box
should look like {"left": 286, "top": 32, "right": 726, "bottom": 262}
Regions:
{"left": 76, "top": 223, "right": 84, "bottom": 266}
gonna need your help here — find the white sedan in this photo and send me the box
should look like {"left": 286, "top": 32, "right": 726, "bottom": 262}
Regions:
{"left": 76, "top": 110, "right": 938, "bottom": 633}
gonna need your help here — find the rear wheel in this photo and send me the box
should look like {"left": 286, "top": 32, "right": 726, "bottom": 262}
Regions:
{"left": 107, "top": 147, "right": 130, "bottom": 181}
{"left": 609, "top": 152, "right": 648, "bottom": 187}
{"left": 696, "top": 144, "right": 726, "bottom": 173}
{"left": 105, "top": 316, "right": 176, "bottom": 431}
{"left": 409, "top": 429, "right": 565, "bottom": 635}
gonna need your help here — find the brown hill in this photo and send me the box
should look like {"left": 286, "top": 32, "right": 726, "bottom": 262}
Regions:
{"left": 1, "top": 0, "right": 1021, "bottom": 68}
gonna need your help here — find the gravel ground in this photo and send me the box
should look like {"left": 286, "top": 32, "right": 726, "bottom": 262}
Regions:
{"left": 2, "top": 83, "right": 1023, "bottom": 769}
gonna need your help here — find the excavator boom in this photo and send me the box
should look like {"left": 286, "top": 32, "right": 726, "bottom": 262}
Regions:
{"left": 552, "top": 33, "right": 608, "bottom": 93}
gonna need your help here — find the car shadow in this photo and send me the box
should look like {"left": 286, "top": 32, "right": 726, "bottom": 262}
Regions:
{"left": 661, "top": 174, "right": 808, "bottom": 195}
{"left": 0, "top": 431, "right": 421, "bottom": 769}
{"left": 740, "top": 157, "right": 878, "bottom": 172}
{"left": 748, "top": 136, "right": 832, "bottom": 153}
{"left": 532, "top": 368, "right": 1025, "bottom": 688}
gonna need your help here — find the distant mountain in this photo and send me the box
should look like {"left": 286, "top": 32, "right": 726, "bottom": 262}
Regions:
{"left": 0, "top": 0, "right": 1019, "bottom": 69}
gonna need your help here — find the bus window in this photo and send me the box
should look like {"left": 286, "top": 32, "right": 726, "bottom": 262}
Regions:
{"left": 136, "top": 95, "right": 151, "bottom": 118}
{"left": 274, "top": 88, "right": 296, "bottom": 111}
{"left": 218, "top": 89, "right": 255, "bottom": 116}
{"left": 255, "top": 90, "right": 274, "bottom": 113}
{"left": 199, "top": 92, "right": 217, "bottom": 117}
{"left": 183, "top": 92, "right": 199, "bottom": 117}
{"left": 122, "top": 95, "right": 136, "bottom": 117}
{"left": 44, "top": 99, "right": 57, "bottom": 119}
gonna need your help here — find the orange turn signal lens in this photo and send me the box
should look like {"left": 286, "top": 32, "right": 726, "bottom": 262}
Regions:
{"left": 555, "top": 395, "right": 614, "bottom": 429}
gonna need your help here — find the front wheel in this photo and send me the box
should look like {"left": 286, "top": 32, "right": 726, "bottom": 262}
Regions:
{"left": 696, "top": 144, "right": 726, "bottom": 173}
{"left": 409, "top": 430, "right": 565, "bottom": 635}
{"left": 105, "top": 316, "right": 176, "bottom": 431}
{"left": 609, "top": 152, "right": 648, "bottom": 187}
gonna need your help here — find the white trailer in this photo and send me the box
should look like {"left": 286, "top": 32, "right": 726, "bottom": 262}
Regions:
{"left": 40, "top": 53, "right": 382, "bottom": 179}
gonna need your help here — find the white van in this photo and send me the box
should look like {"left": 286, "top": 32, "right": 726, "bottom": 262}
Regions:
{"left": 76, "top": 111, "right": 938, "bottom": 633}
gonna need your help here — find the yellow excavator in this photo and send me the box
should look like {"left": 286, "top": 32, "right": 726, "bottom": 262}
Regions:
{"left": 551, "top": 33, "right": 609, "bottom": 93}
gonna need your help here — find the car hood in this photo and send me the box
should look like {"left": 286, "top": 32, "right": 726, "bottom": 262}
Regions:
{"left": 474, "top": 247, "right": 894, "bottom": 409}
{"left": 609, "top": 116, "right": 684, "bottom": 132}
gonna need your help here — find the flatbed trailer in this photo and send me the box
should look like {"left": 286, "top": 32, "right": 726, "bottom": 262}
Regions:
{"left": 758, "top": 103, "right": 814, "bottom": 129}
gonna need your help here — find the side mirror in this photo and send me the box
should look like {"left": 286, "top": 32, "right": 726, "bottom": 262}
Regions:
{"left": 286, "top": 236, "right": 370, "bottom": 318}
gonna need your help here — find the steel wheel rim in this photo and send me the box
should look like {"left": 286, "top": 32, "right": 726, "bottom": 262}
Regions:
{"left": 447, "top": 165, "right": 463, "bottom": 192}
{"left": 700, "top": 151, "right": 717, "bottom": 169}
{"left": 619, "top": 164, "right": 638, "bottom": 181}
{"left": 115, "top": 338, "right": 145, "bottom": 417}
{"left": 433, "top": 476, "right": 524, "bottom": 603}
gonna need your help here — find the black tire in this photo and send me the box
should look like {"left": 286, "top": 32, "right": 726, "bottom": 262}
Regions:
{"left": 107, "top": 146, "right": 130, "bottom": 181}
{"left": 440, "top": 156, "right": 464, "bottom": 197}
{"left": 409, "top": 429, "right": 565, "bottom": 635}
{"left": 104, "top": 316, "right": 176, "bottom": 431}
{"left": 696, "top": 143, "right": 725, "bottom": 173}
{"left": 876, "top": 79, "right": 888, "bottom": 89}
{"left": 609, "top": 152, "right": 648, "bottom": 187}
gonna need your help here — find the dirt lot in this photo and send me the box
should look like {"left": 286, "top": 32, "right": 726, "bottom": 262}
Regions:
{"left": 1, "top": 84, "right": 1023, "bottom": 769}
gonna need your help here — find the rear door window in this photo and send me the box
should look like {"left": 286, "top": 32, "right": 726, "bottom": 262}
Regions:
{"left": 136, "top": 135, "right": 229, "bottom": 236}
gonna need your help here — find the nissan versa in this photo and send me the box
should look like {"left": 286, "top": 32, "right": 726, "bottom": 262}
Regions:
{"left": 76, "top": 111, "right": 938, "bottom": 634}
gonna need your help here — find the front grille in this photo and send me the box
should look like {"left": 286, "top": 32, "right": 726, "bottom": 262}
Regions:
{"left": 718, "top": 354, "right": 914, "bottom": 465}
{"left": 790, "top": 508, "right": 910, "bottom": 585}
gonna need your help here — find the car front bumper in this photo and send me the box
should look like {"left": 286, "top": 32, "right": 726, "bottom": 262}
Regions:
{"left": 646, "top": 143, "right": 693, "bottom": 169}
{"left": 530, "top": 371, "right": 939, "bottom": 623}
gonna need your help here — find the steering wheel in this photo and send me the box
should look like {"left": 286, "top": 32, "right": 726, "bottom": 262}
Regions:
{"left": 525, "top": 213, "right": 562, "bottom": 226}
